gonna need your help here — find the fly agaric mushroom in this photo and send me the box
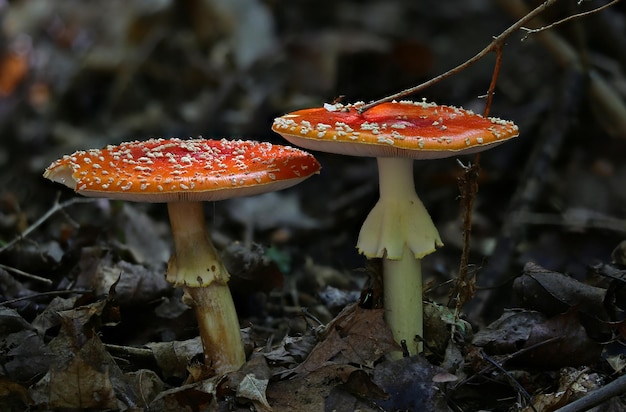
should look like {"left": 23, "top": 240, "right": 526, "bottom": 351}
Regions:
{"left": 272, "top": 100, "right": 519, "bottom": 356}
{"left": 43, "top": 137, "right": 320, "bottom": 374}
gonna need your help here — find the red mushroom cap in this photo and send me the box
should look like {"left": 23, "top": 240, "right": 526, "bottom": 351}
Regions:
{"left": 43, "top": 138, "right": 321, "bottom": 202}
{"left": 272, "top": 100, "right": 519, "bottom": 159}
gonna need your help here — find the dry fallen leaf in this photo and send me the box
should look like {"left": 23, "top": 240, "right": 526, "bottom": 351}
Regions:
{"left": 292, "top": 303, "right": 400, "bottom": 375}
{"left": 0, "top": 307, "right": 52, "bottom": 383}
{"left": 29, "top": 319, "right": 128, "bottom": 409}
{"left": 473, "top": 309, "right": 603, "bottom": 369}
{"left": 237, "top": 373, "right": 271, "bottom": 411}
{"left": 74, "top": 246, "right": 169, "bottom": 306}
{"left": 266, "top": 364, "right": 361, "bottom": 412}
{"left": 114, "top": 203, "right": 170, "bottom": 268}
{"left": 523, "top": 367, "right": 603, "bottom": 412}
{"left": 146, "top": 337, "right": 204, "bottom": 380}
{"left": 263, "top": 333, "right": 318, "bottom": 374}
{"left": 31, "top": 296, "right": 77, "bottom": 337}
{"left": 520, "top": 310, "right": 603, "bottom": 369}
{"left": 513, "top": 263, "right": 608, "bottom": 328}
{"left": 472, "top": 309, "right": 545, "bottom": 354}
{"left": 324, "top": 356, "right": 451, "bottom": 411}
{"left": 223, "top": 355, "right": 272, "bottom": 411}
{"left": 48, "top": 342, "right": 118, "bottom": 409}
{"left": 151, "top": 377, "right": 218, "bottom": 411}
{"left": 423, "top": 300, "right": 472, "bottom": 355}
{"left": 123, "top": 369, "right": 164, "bottom": 409}
{"left": 25, "top": 287, "right": 146, "bottom": 409}
{"left": 0, "top": 377, "right": 32, "bottom": 408}
{"left": 372, "top": 356, "right": 451, "bottom": 411}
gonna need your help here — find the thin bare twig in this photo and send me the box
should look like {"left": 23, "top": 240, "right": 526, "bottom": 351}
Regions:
{"left": 104, "top": 343, "right": 155, "bottom": 359}
{"left": 499, "top": 0, "right": 626, "bottom": 138}
{"left": 455, "top": 336, "right": 563, "bottom": 389}
{"left": 0, "top": 289, "right": 93, "bottom": 306}
{"left": 0, "top": 196, "right": 98, "bottom": 254}
{"left": 482, "top": 352, "right": 537, "bottom": 412}
{"left": 357, "top": 0, "right": 561, "bottom": 113}
{"left": 358, "top": 0, "right": 622, "bottom": 114}
{"left": 521, "top": 0, "right": 622, "bottom": 40}
{"left": 0, "top": 263, "right": 53, "bottom": 285}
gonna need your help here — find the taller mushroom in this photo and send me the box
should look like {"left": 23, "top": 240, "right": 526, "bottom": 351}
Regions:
{"left": 273, "top": 100, "right": 519, "bottom": 356}
{"left": 44, "top": 138, "right": 320, "bottom": 375}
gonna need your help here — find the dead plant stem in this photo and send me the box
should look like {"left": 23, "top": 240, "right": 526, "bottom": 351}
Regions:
{"left": 448, "top": 44, "right": 504, "bottom": 311}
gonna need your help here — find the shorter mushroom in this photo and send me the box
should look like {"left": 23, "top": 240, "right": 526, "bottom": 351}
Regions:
{"left": 44, "top": 137, "right": 320, "bottom": 375}
{"left": 273, "top": 100, "right": 519, "bottom": 356}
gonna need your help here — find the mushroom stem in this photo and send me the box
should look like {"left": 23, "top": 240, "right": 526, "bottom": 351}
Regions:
{"left": 167, "top": 201, "right": 245, "bottom": 375}
{"left": 358, "top": 157, "right": 442, "bottom": 356}
{"left": 185, "top": 284, "right": 245, "bottom": 374}
{"left": 384, "top": 245, "right": 423, "bottom": 356}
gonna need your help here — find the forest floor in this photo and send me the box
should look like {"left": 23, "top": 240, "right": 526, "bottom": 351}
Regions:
{"left": 1, "top": 0, "right": 626, "bottom": 411}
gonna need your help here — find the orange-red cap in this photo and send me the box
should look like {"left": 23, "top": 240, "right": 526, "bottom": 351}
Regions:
{"left": 272, "top": 100, "right": 519, "bottom": 159}
{"left": 44, "top": 138, "right": 320, "bottom": 202}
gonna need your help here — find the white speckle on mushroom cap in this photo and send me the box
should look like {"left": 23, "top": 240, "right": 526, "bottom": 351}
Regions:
{"left": 391, "top": 123, "right": 407, "bottom": 129}
{"left": 44, "top": 138, "right": 321, "bottom": 202}
{"left": 323, "top": 102, "right": 341, "bottom": 112}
